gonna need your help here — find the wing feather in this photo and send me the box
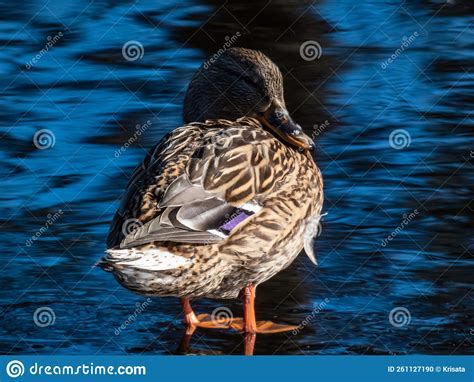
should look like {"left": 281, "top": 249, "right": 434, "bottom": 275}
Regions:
{"left": 106, "top": 118, "right": 285, "bottom": 249}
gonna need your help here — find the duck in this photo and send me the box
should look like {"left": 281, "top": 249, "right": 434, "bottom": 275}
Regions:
{"left": 100, "top": 47, "right": 324, "bottom": 339}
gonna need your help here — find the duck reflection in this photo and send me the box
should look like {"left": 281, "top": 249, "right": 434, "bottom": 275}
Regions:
{"left": 176, "top": 327, "right": 257, "bottom": 356}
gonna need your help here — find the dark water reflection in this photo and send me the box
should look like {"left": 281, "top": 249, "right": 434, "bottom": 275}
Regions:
{"left": 0, "top": 0, "right": 473, "bottom": 355}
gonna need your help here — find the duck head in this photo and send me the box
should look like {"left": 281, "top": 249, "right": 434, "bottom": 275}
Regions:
{"left": 183, "top": 47, "right": 314, "bottom": 151}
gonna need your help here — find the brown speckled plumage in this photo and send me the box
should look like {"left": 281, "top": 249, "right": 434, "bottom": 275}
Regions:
{"left": 100, "top": 48, "right": 324, "bottom": 301}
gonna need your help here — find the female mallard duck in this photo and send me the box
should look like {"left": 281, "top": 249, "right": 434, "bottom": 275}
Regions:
{"left": 100, "top": 48, "right": 323, "bottom": 336}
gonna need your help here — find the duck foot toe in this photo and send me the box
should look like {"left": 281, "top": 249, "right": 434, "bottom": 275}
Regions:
{"left": 230, "top": 319, "right": 298, "bottom": 334}
{"left": 193, "top": 314, "right": 297, "bottom": 334}
{"left": 192, "top": 313, "right": 235, "bottom": 329}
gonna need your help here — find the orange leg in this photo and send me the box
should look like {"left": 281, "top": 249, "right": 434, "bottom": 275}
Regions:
{"left": 181, "top": 291, "right": 297, "bottom": 335}
{"left": 244, "top": 333, "right": 256, "bottom": 355}
{"left": 243, "top": 284, "right": 258, "bottom": 333}
{"left": 180, "top": 298, "right": 199, "bottom": 335}
{"left": 180, "top": 298, "right": 234, "bottom": 330}
{"left": 177, "top": 331, "right": 194, "bottom": 354}
{"left": 242, "top": 285, "right": 257, "bottom": 355}
{"left": 230, "top": 284, "right": 299, "bottom": 334}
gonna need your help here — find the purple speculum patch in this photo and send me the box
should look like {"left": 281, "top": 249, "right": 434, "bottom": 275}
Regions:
{"left": 218, "top": 210, "right": 252, "bottom": 235}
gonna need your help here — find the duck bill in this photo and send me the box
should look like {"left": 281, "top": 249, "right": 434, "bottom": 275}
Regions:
{"left": 257, "top": 104, "right": 314, "bottom": 151}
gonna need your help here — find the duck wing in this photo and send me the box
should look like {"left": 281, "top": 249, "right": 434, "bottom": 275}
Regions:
{"left": 106, "top": 117, "right": 286, "bottom": 249}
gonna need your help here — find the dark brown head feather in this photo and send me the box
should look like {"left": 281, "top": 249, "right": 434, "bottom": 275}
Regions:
{"left": 183, "top": 48, "right": 284, "bottom": 123}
